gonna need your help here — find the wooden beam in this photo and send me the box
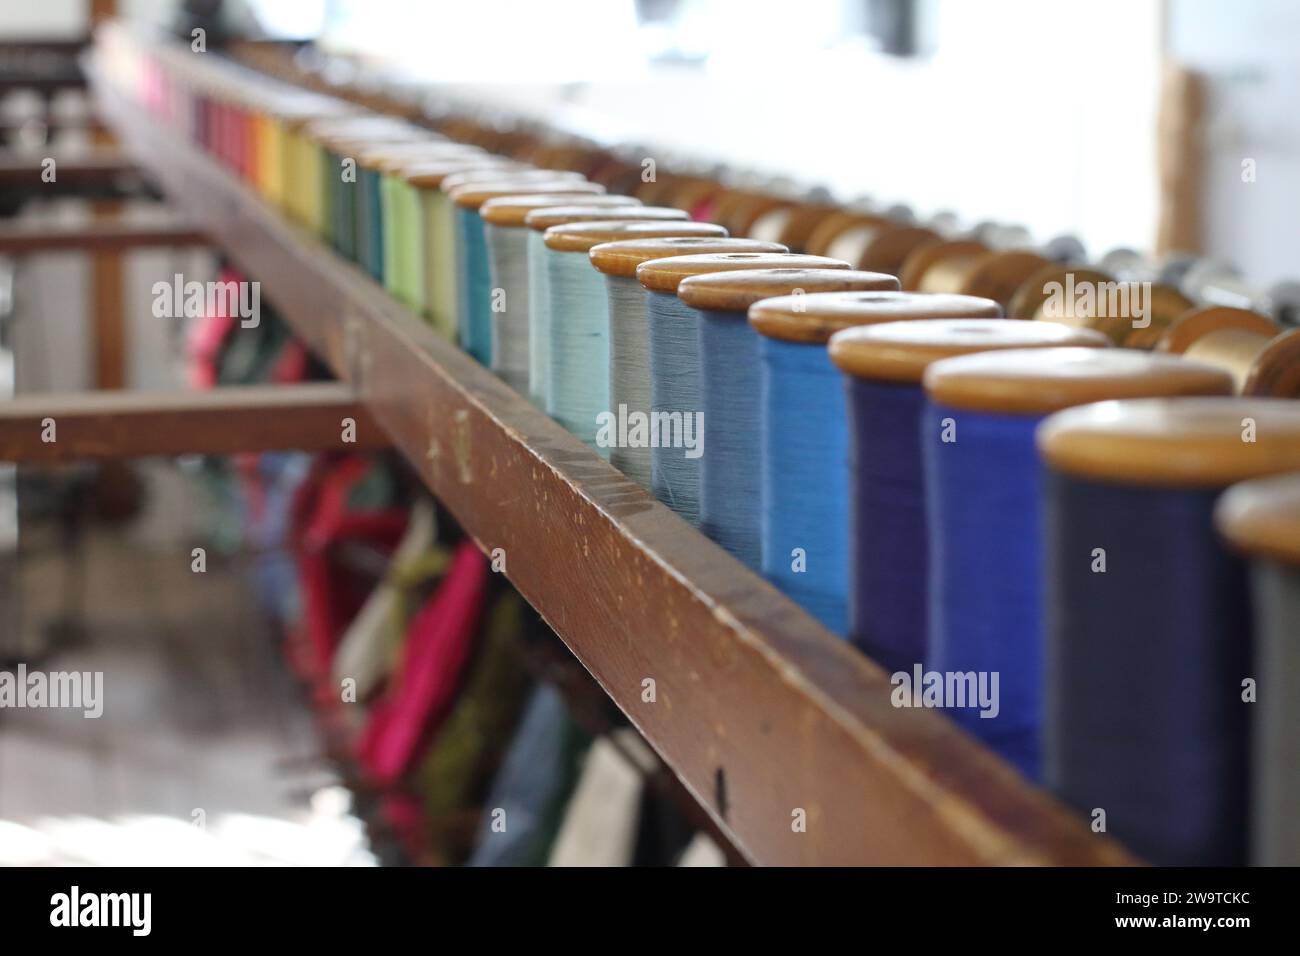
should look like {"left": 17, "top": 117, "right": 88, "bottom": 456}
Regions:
{"left": 0, "top": 383, "right": 386, "bottom": 463}
{"left": 88, "top": 54, "right": 1134, "bottom": 867}
{"left": 0, "top": 218, "right": 207, "bottom": 254}
{"left": 0, "top": 150, "right": 136, "bottom": 187}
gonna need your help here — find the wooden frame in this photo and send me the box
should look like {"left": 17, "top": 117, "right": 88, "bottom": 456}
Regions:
{"left": 68, "top": 53, "right": 1135, "bottom": 866}
{"left": 0, "top": 218, "right": 207, "bottom": 254}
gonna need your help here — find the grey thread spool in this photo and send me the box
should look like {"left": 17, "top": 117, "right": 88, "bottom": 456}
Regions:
{"left": 541, "top": 220, "right": 728, "bottom": 457}
{"left": 523, "top": 205, "right": 691, "bottom": 411}
{"left": 481, "top": 193, "right": 643, "bottom": 394}
{"left": 588, "top": 237, "right": 789, "bottom": 489}
{"left": 1216, "top": 474, "right": 1300, "bottom": 866}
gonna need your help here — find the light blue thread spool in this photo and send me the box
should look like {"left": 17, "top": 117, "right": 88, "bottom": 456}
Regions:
{"left": 747, "top": 291, "right": 998, "bottom": 636}
{"left": 482, "top": 194, "right": 643, "bottom": 395}
{"left": 590, "top": 238, "right": 790, "bottom": 491}
{"left": 526, "top": 206, "right": 691, "bottom": 411}
{"left": 679, "top": 265, "right": 899, "bottom": 569}
{"left": 923, "top": 349, "right": 1232, "bottom": 782}
{"left": 540, "top": 219, "right": 723, "bottom": 455}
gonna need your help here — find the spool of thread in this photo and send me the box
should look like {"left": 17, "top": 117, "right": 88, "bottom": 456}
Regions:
{"left": 898, "top": 240, "right": 992, "bottom": 292}
{"left": 541, "top": 220, "right": 729, "bottom": 455}
{"left": 1039, "top": 398, "right": 1300, "bottom": 864}
{"left": 805, "top": 212, "right": 894, "bottom": 262}
{"left": 524, "top": 206, "right": 692, "bottom": 410}
{"left": 828, "top": 319, "right": 1109, "bottom": 672}
{"left": 860, "top": 225, "right": 943, "bottom": 278}
{"left": 922, "top": 350, "right": 1234, "bottom": 780}
{"left": 437, "top": 169, "right": 588, "bottom": 350}
{"left": 712, "top": 190, "right": 791, "bottom": 237}
{"left": 747, "top": 203, "right": 841, "bottom": 254}
{"left": 635, "top": 254, "right": 848, "bottom": 523}
{"left": 1215, "top": 473, "right": 1300, "bottom": 866}
{"left": 587, "top": 238, "right": 790, "bottom": 490}
{"left": 450, "top": 179, "right": 607, "bottom": 365}
{"left": 481, "top": 194, "right": 645, "bottom": 394}
{"left": 256, "top": 93, "right": 357, "bottom": 213}
{"left": 678, "top": 267, "right": 900, "bottom": 568}
{"left": 744, "top": 291, "right": 999, "bottom": 635}
{"left": 274, "top": 102, "right": 362, "bottom": 227}
{"left": 1042, "top": 234, "right": 1088, "bottom": 265}
{"left": 402, "top": 156, "right": 526, "bottom": 335}
{"left": 1158, "top": 306, "right": 1300, "bottom": 397}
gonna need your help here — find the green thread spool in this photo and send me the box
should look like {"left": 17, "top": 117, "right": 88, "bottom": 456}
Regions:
{"left": 1217, "top": 472, "right": 1300, "bottom": 866}
{"left": 541, "top": 220, "right": 729, "bottom": 455}
{"left": 481, "top": 193, "right": 645, "bottom": 393}
{"left": 523, "top": 206, "right": 692, "bottom": 412}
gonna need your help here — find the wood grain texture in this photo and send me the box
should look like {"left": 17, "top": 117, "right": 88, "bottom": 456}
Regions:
{"left": 0, "top": 218, "right": 208, "bottom": 255}
{"left": 87, "top": 53, "right": 1136, "bottom": 866}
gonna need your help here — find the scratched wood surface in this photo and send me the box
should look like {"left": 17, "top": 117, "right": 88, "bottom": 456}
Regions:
{"left": 83, "top": 49, "right": 1135, "bottom": 866}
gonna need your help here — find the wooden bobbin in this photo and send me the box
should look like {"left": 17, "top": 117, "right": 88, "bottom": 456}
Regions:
{"left": 958, "top": 251, "right": 1055, "bottom": 311}
{"left": 1217, "top": 473, "right": 1300, "bottom": 568}
{"left": 926, "top": 349, "right": 1234, "bottom": 417}
{"left": 482, "top": 193, "right": 642, "bottom": 228}
{"left": 1007, "top": 265, "right": 1114, "bottom": 319}
{"left": 859, "top": 225, "right": 943, "bottom": 278}
{"left": 544, "top": 220, "right": 728, "bottom": 255}
{"left": 898, "top": 239, "right": 992, "bottom": 292}
{"left": 401, "top": 156, "right": 523, "bottom": 190}
{"left": 662, "top": 176, "right": 725, "bottom": 215}
{"left": 357, "top": 141, "right": 481, "bottom": 173}
{"left": 525, "top": 205, "right": 689, "bottom": 232}
{"left": 748, "top": 291, "right": 1001, "bottom": 344}
{"left": 748, "top": 203, "right": 843, "bottom": 254}
{"left": 1157, "top": 306, "right": 1300, "bottom": 397}
{"left": 637, "top": 253, "right": 847, "bottom": 296}
{"left": 804, "top": 212, "right": 894, "bottom": 261}
{"left": 1039, "top": 397, "right": 1300, "bottom": 488}
{"left": 829, "top": 319, "right": 1109, "bottom": 384}
{"left": 678, "top": 267, "right": 899, "bottom": 313}
{"left": 439, "top": 167, "right": 587, "bottom": 195}
{"left": 588, "top": 237, "right": 787, "bottom": 278}
{"left": 450, "top": 179, "right": 605, "bottom": 211}
{"left": 712, "top": 190, "right": 793, "bottom": 237}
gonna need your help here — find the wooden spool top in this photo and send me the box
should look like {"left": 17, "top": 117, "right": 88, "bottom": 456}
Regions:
{"left": 525, "top": 205, "right": 689, "bottom": 231}
{"left": 451, "top": 179, "right": 605, "bottom": 210}
{"left": 440, "top": 168, "right": 586, "bottom": 195}
{"left": 1157, "top": 306, "right": 1280, "bottom": 354}
{"left": 357, "top": 141, "right": 478, "bottom": 171}
{"left": 314, "top": 123, "right": 433, "bottom": 153}
{"left": 924, "top": 348, "right": 1234, "bottom": 416}
{"left": 959, "top": 251, "right": 1054, "bottom": 310}
{"left": 401, "top": 157, "right": 522, "bottom": 187}
{"left": 748, "top": 291, "right": 1001, "bottom": 345}
{"left": 306, "top": 115, "right": 421, "bottom": 144}
{"left": 899, "top": 239, "right": 991, "bottom": 292}
{"left": 482, "top": 193, "right": 641, "bottom": 227}
{"left": 860, "top": 225, "right": 942, "bottom": 276}
{"left": 589, "top": 238, "right": 787, "bottom": 278}
{"left": 679, "top": 267, "right": 898, "bottom": 313}
{"left": 1039, "top": 397, "right": 1300, "bottom": 488}
{"left": 830, "top": 319, "right": 1110, "bottom": 384}
{"left": 1244, "top": 328, "right": 1300, "bottom": 397}
{"left": 545, "top": 220, "right": 727, "bottom": 254}
{"left": 1006, "top": 265, "right": 1113, "bottom": 319}
{"left": 637, "top": 253, "right": 849, "bottom": 295}
{"left": 1216, "top": 473, "right": 1300, "bottom": 565}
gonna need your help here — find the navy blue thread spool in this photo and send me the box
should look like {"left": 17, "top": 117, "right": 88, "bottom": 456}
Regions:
{"left": 481, "top": 194, "right": 645, "bottom": 394}
{"left": 448, "top": 175, "right": 601, "bottom": 366}
{"left": 746, "top": 291, "right": 996, "bottom": 635}
{"left": 523, "top": 205, "right": 692, "bottom": 412}
{"left": 678, "top": 266, "right": 899, "bottom": 569}
{"left": 1040, "top": 398, "right": 1300, "bottom": 864}
{"left": 635, "top": 253, "right": 841, "bottom": 523}
{"left": 923, "top": 350, "right": 1235, "bottom": 782}
{"left": 588, "top": 238, "right": 789, "bottom": 491}
{"left": 542, "top": 220, "right": 729, "bottom": 456}
{"left": 829, "top": 319, "right": 1108, "bottom": 672}
{"left": 1217, "top": 473, "right": 1300, "bottom": 865}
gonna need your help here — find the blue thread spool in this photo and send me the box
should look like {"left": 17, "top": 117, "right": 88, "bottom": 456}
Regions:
{"left": 923, "top": 351, "right": 1234, "bottom": 781}
{"left": 747, "top": 292, "right": 999, "bottom": 636}
{"left": 829, "top": 319, "right": 1107, "bottom": 672}
{"left": 635, "top": 254, "right": 847, "bottom": 524}
{"left": 482, "top": 194, "right": 645, "bottom": 394}
{"left": 679, "top": 266, "right": 900, "bottom": 568}
{"left": 449, "top": 177, "right": 603, "bottom": 366}
{"left": 541, "top": 220, "right": 728, "bottom": 455}
{"left": 1217, "top": 473, "right": 1300, "bottom": 865}
{"left": 340, "top": 133, "right": 443, "bottom": 275}
{"left": 524, "top": 206, "right": 692, "bottom": 411}
{"left": 589, "top": 239, "right": 791, "bottom": 491}
{"left": 1040, "top": 398, "right": 1300, "bottom": 864}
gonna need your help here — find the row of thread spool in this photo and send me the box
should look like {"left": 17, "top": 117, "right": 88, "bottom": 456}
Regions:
{"left": 99, "top": 23, "right": 1300, "bottom": 868}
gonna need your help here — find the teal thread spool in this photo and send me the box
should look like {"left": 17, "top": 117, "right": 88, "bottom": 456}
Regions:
{"left": 588, "top": 238, "right": 790, "bottom": 490}
{"left": 450, "top": 178, "right": 607, "bottom": 367}
{"left": 481, "top": 193, "right": 646, "bottom": 394}
{"left": 438, "top": 169, "right": 589, "bottom": 355}
{"left": 679, "top": 266, "right": 899, "bottom": 565}
{"left": 541, "top": 220, "right": 730, "bottom": 456}
{"left": 1217, "top": 473, "right": 1300, "bottom": 866}
{"left": 523, "top": 205, "right": 692, "bottom": 412}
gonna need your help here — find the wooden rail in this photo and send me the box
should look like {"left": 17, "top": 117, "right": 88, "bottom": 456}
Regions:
{"left": 0, "top": 383, "right": 384, "bottom": 463}
{"left": 0, "top": 217, "right": 207, "bottom": 254}
{"left": 83, "top": 52, "right": 1134, "bottom": 866}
